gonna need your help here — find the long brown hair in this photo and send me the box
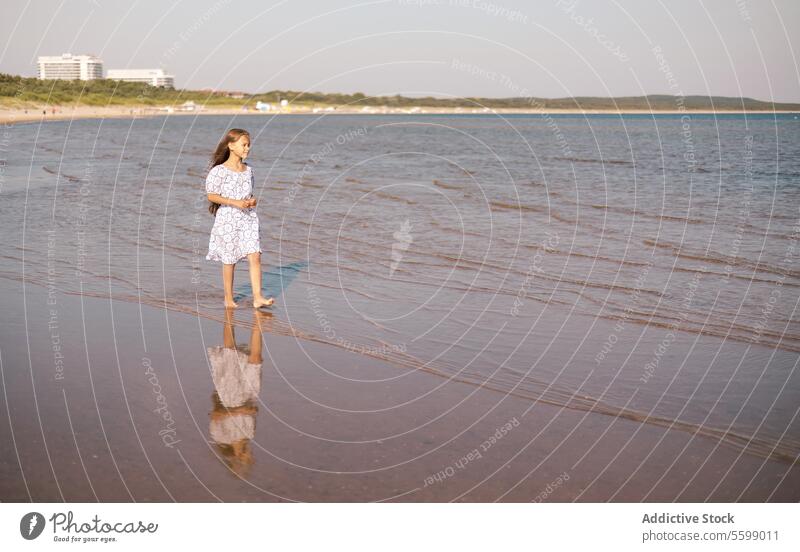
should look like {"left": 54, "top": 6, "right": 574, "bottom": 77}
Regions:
{"left": 207, "top": 128, "right": 250, "bottom": 216}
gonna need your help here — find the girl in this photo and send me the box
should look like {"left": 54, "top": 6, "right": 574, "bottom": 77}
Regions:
{"left": 205, "top": 128, "right": 274, "bottom": 309}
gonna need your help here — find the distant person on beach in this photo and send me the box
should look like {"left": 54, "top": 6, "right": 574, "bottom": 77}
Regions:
{"left": 205, "top": 128, "right": 274, "bottom": 309}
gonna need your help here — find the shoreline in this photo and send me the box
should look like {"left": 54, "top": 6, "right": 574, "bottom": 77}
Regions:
{"left": 2, "top": 104, "right": 798, "bottom": 125}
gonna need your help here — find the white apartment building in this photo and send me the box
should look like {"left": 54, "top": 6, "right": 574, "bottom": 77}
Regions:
{"left": 106, "top": 68, "right": 175, "bottom": 88}
{"left": 37, "top": 53, "right": 104, "bottom": 80}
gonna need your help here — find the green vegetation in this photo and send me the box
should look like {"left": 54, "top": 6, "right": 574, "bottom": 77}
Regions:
{"left": 2, "top": 73, "right": 799, "bottom": 111}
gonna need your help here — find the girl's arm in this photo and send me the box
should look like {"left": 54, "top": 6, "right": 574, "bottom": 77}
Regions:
{"left": 207, "top": 193, "right": 248, "bottom": 209}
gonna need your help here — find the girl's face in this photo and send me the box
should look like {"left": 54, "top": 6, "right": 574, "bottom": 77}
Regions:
{"left": 228, "top": 134, "right": 250, "bottom": 160}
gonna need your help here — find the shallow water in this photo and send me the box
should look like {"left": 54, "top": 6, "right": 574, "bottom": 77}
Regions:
{"left": 2, "top": 112, "right": 799, "bottom": 466}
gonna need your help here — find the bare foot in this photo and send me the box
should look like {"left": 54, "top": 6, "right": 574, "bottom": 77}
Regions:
{"left": 253, "top": 296, "right": 274, "bottom": 308}
{"left": 224, "top": 299, "right": 238, "bottom": 308}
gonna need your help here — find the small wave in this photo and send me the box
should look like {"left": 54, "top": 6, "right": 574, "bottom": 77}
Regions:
{"left": 37, "top": 144, "right": 64, "bottom": 155}
{"left": 489, "top": 200, "right": 545, "bottom": 213}
{"left": 42, "top": 166, "right": 84, "bottom": 183}
{"left": 373, "top": 191, "right": 416, "bottom": 205}
{"left": 643, "top": 239, "right": 800, "bottom": 278}
{"left": 432, "top": 179, "right": 461, "bottom": 190}
{"left": 553, "top": 156, "right": 634, "bottom": 166}
{"left": 589, "top": 204, "right": 706, "bottom": 225}
{"left": 591, "top": 307, "right": 800, "bottom": 353}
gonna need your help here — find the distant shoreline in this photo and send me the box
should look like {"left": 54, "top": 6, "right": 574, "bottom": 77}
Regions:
{"left": 2, "top": 104, "right": 798, "bottom": 125}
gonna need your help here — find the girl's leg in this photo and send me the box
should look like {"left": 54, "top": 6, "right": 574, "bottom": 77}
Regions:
{"left": 223, "top": 262, "right": 237, "bottom": 307}
{"left": 247, "top": 251, "right": 274, "bottom": 307}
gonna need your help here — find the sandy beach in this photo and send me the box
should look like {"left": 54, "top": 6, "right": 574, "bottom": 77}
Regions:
{"left": 2, "top": 104, "right": 798, "bottom": 126}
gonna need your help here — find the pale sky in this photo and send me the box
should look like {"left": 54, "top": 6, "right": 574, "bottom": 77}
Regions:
{"left": 1, "top": 0, "right": 798, "bottom": 102}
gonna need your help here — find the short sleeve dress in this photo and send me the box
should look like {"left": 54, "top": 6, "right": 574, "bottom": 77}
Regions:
{"left": 205, "top": 163, "right": 262, "bottom": 264}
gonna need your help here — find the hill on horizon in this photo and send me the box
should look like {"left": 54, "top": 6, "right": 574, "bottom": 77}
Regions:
{"left": 1, "top": 73, "right": 799, "bottom": 111}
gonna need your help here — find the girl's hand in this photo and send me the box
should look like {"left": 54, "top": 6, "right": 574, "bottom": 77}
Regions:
{"left": 247, "top": 196, "right": 257, "bottom": 208}
{"left": 236, "top": 199, "right": 250, "bottom": 209}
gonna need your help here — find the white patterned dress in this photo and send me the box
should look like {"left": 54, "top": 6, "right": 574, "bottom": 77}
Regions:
{"left": 205, "top": 163, "right": 262, "bottom": 264}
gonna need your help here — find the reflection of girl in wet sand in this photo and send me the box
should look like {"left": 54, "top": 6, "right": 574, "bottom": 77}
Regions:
{"left": 207, "top": 308, "right": 272, "bottom": 477}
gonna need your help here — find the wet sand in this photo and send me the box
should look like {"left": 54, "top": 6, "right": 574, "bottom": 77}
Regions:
{"left": 1, "top": 275, "right": 797, "bottom": 502}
